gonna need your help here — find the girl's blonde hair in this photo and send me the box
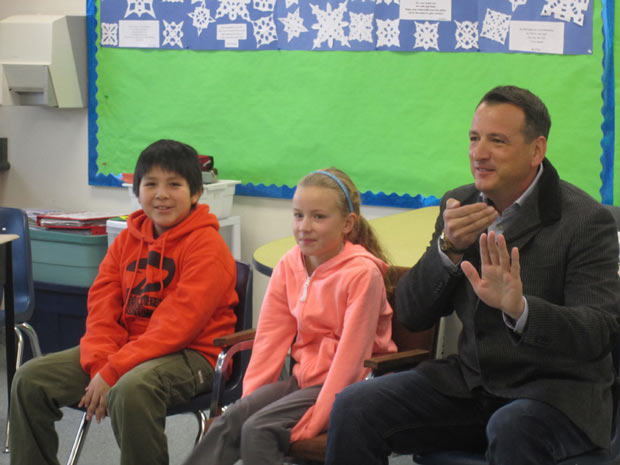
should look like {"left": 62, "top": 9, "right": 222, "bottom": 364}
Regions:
{"left": 297, "top": 167, "right": 389, "bottom": 265}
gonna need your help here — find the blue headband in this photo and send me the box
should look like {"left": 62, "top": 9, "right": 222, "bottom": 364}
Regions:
{"left": 313, "top": 170, "right": 354, "bottom": 213}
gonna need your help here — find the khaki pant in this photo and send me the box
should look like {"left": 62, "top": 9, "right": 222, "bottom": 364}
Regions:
{"left": 9, "top": 345, "right": 213, "bottom": 465}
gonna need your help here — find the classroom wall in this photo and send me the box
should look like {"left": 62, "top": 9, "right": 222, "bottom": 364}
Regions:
{"left": 0, "top": 0, "right": 405, "bottom": 321}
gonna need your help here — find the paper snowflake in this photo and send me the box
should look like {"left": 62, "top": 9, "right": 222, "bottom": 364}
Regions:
{"left": 253, "top": 0, "right": 276, "bottom": 12}
{"left": 101, "top": 22, "right": 118, "bottom": 46}
{"left": 510, "top": 0, "right": 527, "bottom": 11}
{"left": 310, "top": 1, "right": 350, "bottom": 49}
{"left": 348, "top": 12, "right": 374, "bottom": 43}
{"left": 413, "top": 21, "right": 439, "bottom": 50}
{"left": 377, "top": 0, "right": 399, "bottom": 5}
{"left": 124, "top": 0, "right": 156, "bottom": 18}
{"left": 215, "top": 0, "right": 251, "bottom": 22}
{"left": 162, "top": 20, "right": 184, "bottom": 47}
{"left": 541, "top": 0, "right": 589, "bottom": 26}
{"left": 375, "top": 18, "right": 399, "bottom": 47}
{"left": 454, "top": 20, "right": 478, "bottom": 50}
{"left": 285, "top": 0, "right": 299, "bottom": 8}
{"left": 188, "top": 4, "right": 215, "bottom": 35}
{"left": 251, "top": 15, "right": 278, "bottom": 47}
{"left": 279, "top": 8, "right": 308, "bottom": 42}
{"left": 480, "top": 8, "right": 511, "bottom": 44}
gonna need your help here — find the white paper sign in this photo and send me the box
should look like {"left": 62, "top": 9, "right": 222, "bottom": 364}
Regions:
{"left": 400, "top": 0, "right": 451, "bottom": 21}
{"left": 217, "top": 24, "right": 248, "bottom": 48}
{"left": 509, "top": 21, "right": 564, "bottom": 55}
{"left": 119, "top": 20, "right": 160, "bottom": 48}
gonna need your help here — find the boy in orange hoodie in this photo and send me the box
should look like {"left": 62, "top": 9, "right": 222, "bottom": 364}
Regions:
{"left": 9, "top": 139, "right": 238, "bottom": 465}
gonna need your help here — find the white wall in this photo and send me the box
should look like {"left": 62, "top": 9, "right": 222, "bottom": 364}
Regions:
{"left": 0, "top": 0, "right": 407, "bottom": 321}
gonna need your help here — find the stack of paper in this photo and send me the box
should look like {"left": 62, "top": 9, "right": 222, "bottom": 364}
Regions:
{"left": 35, "top": 211, "right": 129, "bottom": 235}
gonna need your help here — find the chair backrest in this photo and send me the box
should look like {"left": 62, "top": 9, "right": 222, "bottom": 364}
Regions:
{"left": 218, "top": 260, "right": 253, "bottom": 406}
{"left": 603, "top": 204, "right": 620, "bottom": 230}
{"left": 387, "top": 266, "right": 437, "bottom": 354}
{"left": 605, "top": 339, "right": 620, "bottom": 460}
{"left": 0, "top": 207, "right": 34, "bottom": 322}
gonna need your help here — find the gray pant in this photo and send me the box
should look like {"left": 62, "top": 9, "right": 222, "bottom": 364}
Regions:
{"left": 9, "top": 345, "right": 213, "bottom": 465}
{"left": 183, "top": 376, "right": 321, "bottom": 465}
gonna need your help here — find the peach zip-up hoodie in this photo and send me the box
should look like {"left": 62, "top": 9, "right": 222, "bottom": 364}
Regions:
{"left": 80, "top": 204, "right": 238, "bottom": 386}
{"left": 243, "top": 241, "right": 397, "bottom": 441}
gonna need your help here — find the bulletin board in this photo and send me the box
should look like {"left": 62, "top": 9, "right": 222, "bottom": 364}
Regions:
{"left": 88, "top": 0, "right": 616, "bottom": 207}
{"left": 98, "top": 0, "right": 592, "bottom": 53}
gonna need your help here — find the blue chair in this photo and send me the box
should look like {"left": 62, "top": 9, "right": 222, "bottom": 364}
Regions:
{"left": 0, "top": 207, "right": 42, "bottom": 453}
{"left": 65, "top": 260, "right": 254, "bottom": 465}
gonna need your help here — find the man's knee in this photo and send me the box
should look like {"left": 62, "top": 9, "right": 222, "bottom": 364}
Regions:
{"left": 486, "top": 400, "right": 557, "bottom": 464}
{"left": 487, "top": 400, "right": 547, "bottom": 442}
{"left": 331, "top": 380, "right": 384, "bottom": 430}
{"left": 332, "top": 382, "right": 365, "bottom": 418}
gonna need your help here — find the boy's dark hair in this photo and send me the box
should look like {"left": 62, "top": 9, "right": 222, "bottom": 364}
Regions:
{"left": 478, "top": 85, "right": 551, "bottom": 141}
{"left": 133, "top": 139, "right": 203, "bottom": 199}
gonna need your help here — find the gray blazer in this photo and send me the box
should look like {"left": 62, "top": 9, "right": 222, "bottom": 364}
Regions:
{"left": 396, "top": 159, "right": 620, "bottom": 448}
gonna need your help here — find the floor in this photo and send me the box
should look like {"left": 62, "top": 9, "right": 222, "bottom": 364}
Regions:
{"left": 0, "top": 332, "right": 415, "bottom": 465}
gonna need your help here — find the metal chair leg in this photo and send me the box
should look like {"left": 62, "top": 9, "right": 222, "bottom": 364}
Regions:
{"left": 4, "top": 326, "right": 25, "bottom": 453}
{"left": 4, "top": 324, "right": 42, "bottom": 453}
{"left": 17, "top": 322, "right": 42, "bottom": 358}
{"left": 66, "top": 412, "right": 91, "bottom": 465}
{"left": 194, "top": 409, "right": 210, "bottom": 444}
{"left": 3, "top": 418, "right": 9, "bottom": 454}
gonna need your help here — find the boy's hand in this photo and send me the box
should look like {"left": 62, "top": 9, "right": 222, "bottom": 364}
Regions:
{"left": 78, "top": 373, "right": 111, "bottom": 423}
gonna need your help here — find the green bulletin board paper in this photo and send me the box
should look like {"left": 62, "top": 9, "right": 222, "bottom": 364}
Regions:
{"left": 95, "top": 0, "right": 605, "bottom": 201}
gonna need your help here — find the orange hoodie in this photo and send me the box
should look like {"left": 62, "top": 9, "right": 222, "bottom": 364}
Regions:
{"left": 80, "top": 204, "right": 238, "bottom": 387}
{"left": 242, "top": 241, "right": 397, "bottom": 442}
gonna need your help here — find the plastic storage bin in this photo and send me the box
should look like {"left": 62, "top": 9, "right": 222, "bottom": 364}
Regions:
{"left": 30, "top": 281, "right": 88, "bottom": 354}
{"left": 30, "top": 228, "right": 108, "bottom": 287}
{"left": 107, "top": 219, "right": 127, "bottom": 247}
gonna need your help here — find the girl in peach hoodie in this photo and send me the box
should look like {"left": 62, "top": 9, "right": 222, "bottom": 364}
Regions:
{"left": 183, "top": 167, "right": 397, "bottom": 465}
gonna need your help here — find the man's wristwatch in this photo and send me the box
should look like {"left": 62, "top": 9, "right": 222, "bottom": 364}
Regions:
{"left": 439, "top": 231, "right": 468, "bottom": 254}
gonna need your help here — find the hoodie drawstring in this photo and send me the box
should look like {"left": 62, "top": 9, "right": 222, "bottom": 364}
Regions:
{"left": 121, "top": 238, "right": 143, "bottom": 325}
{"left": 158, "top": 235, "right": 167, "bottom": 296}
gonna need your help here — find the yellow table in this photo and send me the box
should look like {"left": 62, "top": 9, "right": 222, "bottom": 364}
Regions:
{"left": 252, "top": 206, "right": 440, "bottom": 276}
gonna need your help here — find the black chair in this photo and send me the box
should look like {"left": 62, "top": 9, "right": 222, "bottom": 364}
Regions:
{"left": 65, "top": 260, "right": 253, "bottom": 465}
{"left": 0, "top": 208, "right": 42, "bottom": 453}
{"left": 414, "top": 342, "right": 620, "bottom": 465}
{"left": 603, "top": 204, "right": 620, "bottom": 230}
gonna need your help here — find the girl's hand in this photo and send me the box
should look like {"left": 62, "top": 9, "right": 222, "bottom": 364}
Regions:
{"left": 290, "top": 405, "right": 321, "bottom": 442}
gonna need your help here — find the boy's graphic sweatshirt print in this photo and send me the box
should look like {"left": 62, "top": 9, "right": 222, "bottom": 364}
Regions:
{"left": 80, "top": 204, "right": 238, "bottom": 387}
{"left": 243, "top": 241, "right": 397, "bottom": 441}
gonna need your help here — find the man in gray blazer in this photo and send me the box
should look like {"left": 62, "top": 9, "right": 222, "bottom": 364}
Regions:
{"left": 325, "top": 86, "right": 620, "bottom": 465}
